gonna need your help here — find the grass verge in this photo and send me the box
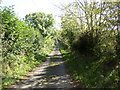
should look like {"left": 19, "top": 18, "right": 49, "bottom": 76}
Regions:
{"left": 60, "top": 49, "right": 119, "bottom": 88}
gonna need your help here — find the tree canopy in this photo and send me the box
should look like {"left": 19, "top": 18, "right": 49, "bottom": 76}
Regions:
{"left": 25, "top": 12, "right": 54, "bottom": 37}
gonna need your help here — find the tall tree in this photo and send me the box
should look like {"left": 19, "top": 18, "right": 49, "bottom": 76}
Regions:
{"left": 25, "top": 12, "right": 54, "bottom": 37}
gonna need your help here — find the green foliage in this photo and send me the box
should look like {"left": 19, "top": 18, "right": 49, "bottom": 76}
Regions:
{"left": 25, "top": 12, "right": 54, "bottom": 37}
{"left": 61, "top": 49, "right": 119, "bottom": 88}
{"left": 60, "top": 1, "right": 120, "bottom": 88}
{"left": 72, "top": 31, "right": 96, "bottom": 54}
{"left": 1, "top": 6, "right": 55, "bottom": 89}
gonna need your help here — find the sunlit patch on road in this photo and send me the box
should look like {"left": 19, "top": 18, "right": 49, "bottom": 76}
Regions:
{"left": 11, "top": 44, "right": 73, "bottom": 88}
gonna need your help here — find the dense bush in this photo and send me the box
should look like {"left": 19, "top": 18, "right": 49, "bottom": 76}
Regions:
{"left": 60, "top": 1, "right": 120, "bottom": 88}
{"left": 72, "top": 31, "right": 96, "bottom": 54}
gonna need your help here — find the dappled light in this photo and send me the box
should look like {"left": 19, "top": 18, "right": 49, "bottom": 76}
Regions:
{"left": 9, "top": 45, "right": 73, "bottom": 88}
{"left": 0, "top": 0, "right": 119, "bottom": 89}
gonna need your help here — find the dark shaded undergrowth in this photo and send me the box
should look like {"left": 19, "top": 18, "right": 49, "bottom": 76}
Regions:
{"left": 61, "top": 49, "right": 119, "bottom": 88}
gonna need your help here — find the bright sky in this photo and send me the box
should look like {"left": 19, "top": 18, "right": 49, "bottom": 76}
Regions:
{"left": 1, "top": 0, "right": 75, "bottom": 29}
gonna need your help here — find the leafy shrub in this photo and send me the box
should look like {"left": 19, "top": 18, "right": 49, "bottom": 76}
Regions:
{"left": 1, "top": 6, "right": 55, "bottom": 89}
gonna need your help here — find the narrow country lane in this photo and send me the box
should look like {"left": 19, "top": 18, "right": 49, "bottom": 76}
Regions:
{"left": 10, "top": 43, "right": 73, "bottom": 89}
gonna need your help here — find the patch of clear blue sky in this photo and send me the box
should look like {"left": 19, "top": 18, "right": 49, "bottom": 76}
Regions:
{"left": 1, "top": 0, "right": 75, "bottom": 30}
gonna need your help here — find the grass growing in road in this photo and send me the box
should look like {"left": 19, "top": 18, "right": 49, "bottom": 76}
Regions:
{"left": 50, "top": 56, "right": 57, "bottom": 66}
{"left": 50, "top": 62, "right": 57, "bottom": 66}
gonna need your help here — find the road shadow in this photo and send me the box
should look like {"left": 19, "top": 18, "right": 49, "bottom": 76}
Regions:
{"left": 33, "top": 51, "right": 72, "bottom": 88}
